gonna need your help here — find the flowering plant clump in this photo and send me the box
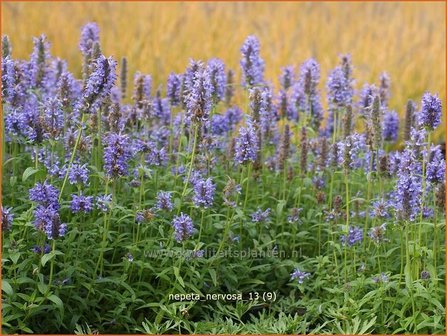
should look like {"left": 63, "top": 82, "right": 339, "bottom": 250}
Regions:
{"left": 1, "top": 22, "right": 445, "bottom": 335}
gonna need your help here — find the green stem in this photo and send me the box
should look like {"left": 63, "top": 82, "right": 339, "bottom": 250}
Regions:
{"left": 48, "top": 239, "right": 57, "bottom": 288}
{"left": 418, "top": 132, "right": 431, "bottom": 246}
{"left": 94, "top": 178, "right": 110, "bottom": 279}
{"left": 328, "top": 111, "right": 338, "bottom": 207}
{"left": 215, "top": 168, "right": 244, "bottom": 261}
{"left": 59, "top": 113, "right": 87, "bottom": 202}
{"left": 433, "top": 188, "right": 438, "bottom": 271}
{"left": 197, "top": 209, "right": 205, "bottom": 244}
{"left": 180, "top": 123, "right": 199, "bottom": 204}
{"left": 344, "top": 172, "right": 350, "bottom": 228}
{"left": 243, "top": 163, "right": 251, "bottom": 213}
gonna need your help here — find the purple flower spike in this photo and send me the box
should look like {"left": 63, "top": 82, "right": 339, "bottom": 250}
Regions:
{"left": 29, "top": 181, "right": 60, "bottom": 209}
{"left": 68, "top": 163, "right": 89, "bottom": 185}
{"left": 71, "top": 193, "right": 94, "bottom": 213}
{"left": 371, "top": 199, "right": 391, "bottom": 219}
{"left": 79, "top": 22, "right": 100, "bottom": 56}
{"left": 299, "top": 58, "right": 320, "bottom": 97}
{"left": 192, "top": 178, "right": 216, "bottom": 208}
{"left": 33, "top": 205, "right": 66, "bottom": 240}
{"left": 29, "top": 34, "right": 51, "bottom": 89}
{"left": 372, "top": 273, "right": 389, "bottom": 284}
{"left": 146, "top": 147, "right": 168, "bottom": 167}
{"left": 419, "top": 92, "right": 442, "bottom": 130}
{"left": 103, "top": 133, "right": 132, "bottom": 178}
{"left": 211, "top": 114, "right": 231, "bottom": 135}
{"left": 151, "top": 93, "right": 171, "bottom": 125}
{"left": 32, "top": 244, "right": 51, "bottom": 254}
{"left": 135, "top": 211, "right": 145, "bottom": 224}
{"left": 251, "top": 208, "right": 271, "bottom": 223}
{"left": 368, "top": 223, "right": 388, "bottom": 244}
{"left": 96, "top": 194, "right": 112, "bottom": 212}
{"left": 42, "top": 97, "right": 64, "bottom": 139}
{"left": 2, "top": 57, "right": 17, "bottom": 104}
{"left": 358, "top": 84, "right": 378, "bottom": 117}
{"left": 340, "top": 226, "right": 363, "bottom": 246}
{"left": 234, "top": 119, "right": 259, "bottom": 165}
{"left": 167, "top": 72, "right": 182, "bottom": 106}
{"left": 393, "top": 148, "right": 423, "bottom": 221}
{"left": 426, "top": 145, "right": 445, "bottom": 184}
{"left": 172, "top": 213, "right": 194, "bottom": 243}
{"left": 379, "top": 72, "right": 391, "bottom": 107}
{"left": 78, "top": 55, "right": 117, "bottom": 113}
{"left": 280, "top": 66, "right": 295, "bottom": 90}
{"left": 240, "top": 35, "right": 265, "bottom": 87}
{"left": 290, "top": 268, "right": 311, "bottom": 284}
{"left": 186, "top": 64, "right": 212, "bottom": 122}
{"left": 327, "top": 66, "right": 352, "bottom": 109}
{"left": 225, "top": 106, "right": 243, "bottom": 128}
{"left": 1, "top": 206, "right": 13, "bottom": 231}
{"left": 383, "top": 110, "right": 399, "bottom": 142}
{"left": 206, "top": 58, "right": 226, "bottom": 104}
{"left": 155, "top": 191, "right": 173, "bottom": 211}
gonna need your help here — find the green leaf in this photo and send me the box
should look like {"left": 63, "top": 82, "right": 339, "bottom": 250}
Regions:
{"left": 404, "top": 262, "right": 412, "bottom": 289}
{"left": 18, "top": 322, "right": 34, "bottom": 334}
{"left": 48, "top": 294, "right": 64, "bottom": 310}
{"left": 9, "top": 252, "right": 20, "bottom": 264}
{"left": 359, "top": 316, "right": 377, "bottom": 334}
{"left": 40, "top": 250, "right": 63, "bottom": 267}
{"left": 303, "top": 177, "right": 312, "bottom": 187}
{"left": 240, "top": 279, "right": 265, "bottom": 285}
{"left": 173, "top": 266, "right": 184, "bottom": 287}
{"left": 276, "top": 199, "right": 286, "bottom": 215}
{"left": 37, "top": 282, "right": 48, "bottom": 295}
{"left": 10, "top": 176, "right": 17, "bottom": 187}
{"left": 22, "top": 167, "right": 40, "bottom": 182}
{"left": 209, "top": 269, "right": 217, "bottom": 287}
{"left": 41, "top": 253, "right": 53, "bottom": 267}
{"left": 2, "top": 280, "right": 13, "bottom": 296}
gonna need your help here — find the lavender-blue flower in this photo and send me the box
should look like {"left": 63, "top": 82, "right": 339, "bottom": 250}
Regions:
{"left": 393, "top": 148, "right": 423, "bottom": 221}
{"left": 251, "top": 208, "right": 271, "bottom": 223}
{"left": 426, "top": 145, "right": 445, "bottom": 184}
{"left": 33, "top": 205, "right": 66, "bottom": 239}
{"left": 79, "top": 22, "right": 100, "bottom": 56}
{"left": 71, "top": 193, "right": 94, "bottom": 213}
{"left": 290, "top": 268, "right": 311, "bottom": 284}
{"left": 234, "top": 119, "right": 259, "bottom": 165}
{"left": 1, "top": 206, "right": 13, "bottom": 231}
{"left": 186, "top": 66, "right": 212, "bottom": 122}
{"left": 206, "top": 58, "right": 226, "bottom": 103}
{"left": 240, "top": 35, "right": 265, "bottom": 87}
{"left": 299, "top": 58, "right": 320, "bottom": 97}
{"left": 419, "top": 92, "right": 442, "bottom": 130}
{"left": 155, "top": 191, "right": 173, "bottom": 211}
{"left": 68, "top": 163, "right": 89, "bottom": 185}
{"left": 327, "top": 66, "right": 352, "bottom": 109}
{"left": 172, "top": 213, "right": 195, "bottom": 243}
{"left": 340, "top": 226, "right": 363, "bottom": 246}
{"left": 379, "top": 72, "right": 391, "bottom": 107}
{"left": 383, "top": 110, "right": 399, "bottom": 142}
{"left": 280, "top": 66, "right": 295, "bottom": 90}
{"left": 29, "top": 181, "right": 60, "bottom": 209}
{"left": 96, "top": 194, "right": 112, "bottom": 212}
{"left": 368, "top": 223, "right": 387, "bottom": 244}
{"left": 78, "top": 55, "right": 117, "bottom": 113}
{"left": 103, "top": 133, "right": 132, "bottom": 178}
{"left": 166, "top": 72, "right": 182, "bottom": 106}
{"left": 192, "top": 178, "right": 216, "bottom": 208}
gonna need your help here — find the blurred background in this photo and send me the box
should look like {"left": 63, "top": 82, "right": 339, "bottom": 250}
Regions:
{"left": 2, "top": 1, "right": 445, "bottom": 140}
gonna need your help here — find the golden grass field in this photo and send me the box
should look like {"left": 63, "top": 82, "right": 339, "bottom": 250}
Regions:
{"left": 1, "top": 1, "right": 446, "bottom": 141}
